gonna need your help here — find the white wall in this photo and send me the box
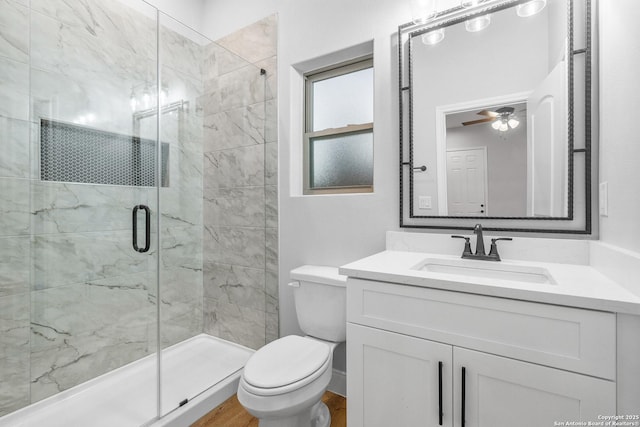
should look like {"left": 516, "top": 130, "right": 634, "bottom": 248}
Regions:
{"left": 144, "top": 0, "right": 206, "bottom": 32}
{"left": 599, "top": 0, "right": 640, "bottom": 253}
{"left": 201, "top": 0, "right": 277, "bottom": 40}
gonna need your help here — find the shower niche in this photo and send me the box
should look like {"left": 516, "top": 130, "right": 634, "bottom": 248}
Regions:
{"left": 40, "top": 119, "right": 170, "bottom": 187}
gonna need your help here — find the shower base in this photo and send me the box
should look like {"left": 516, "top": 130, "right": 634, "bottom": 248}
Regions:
{"left": 0, "top": 334, "right": 254, "bottom": 427}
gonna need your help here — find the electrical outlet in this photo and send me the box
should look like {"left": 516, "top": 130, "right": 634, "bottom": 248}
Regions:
{"left": 599, "top": 182, "right": 608, "bottom": 217}
{"left": 419, "top": 196, "right": 432, "bottom": 210}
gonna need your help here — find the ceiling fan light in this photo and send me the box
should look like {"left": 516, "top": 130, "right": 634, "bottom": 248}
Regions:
{"left": 465, "top": 14, "right": 491, "bottom": 32}
{"left": 491, "top": 120, "right": 502, "bottom": 130}
{"left": 422, "top": 28, "right": 445, "bottom": 45}
{"left": 508, "top": 118, "right": 520, "bottom": 129}
{"left": 516, "top": 0, "right": 547, "bottom": 17}
{"left": 499, "top": 121, "right": 509, "bottom": 132}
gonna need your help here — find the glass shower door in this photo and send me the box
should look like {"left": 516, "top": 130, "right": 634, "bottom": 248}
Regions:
{"left": 156, "top": 12, "right": 269, "bottom": 416}
{"left": 1, "top": 0, "right": 272, "bottom": 422}
{"left": 26, "top": 0, "right": 161, "bottom": 424}
{"left": 156, "top": 12, "right": 209, "bottom": 415}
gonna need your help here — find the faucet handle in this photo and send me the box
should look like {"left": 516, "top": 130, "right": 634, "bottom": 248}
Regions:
{"left": 451, "top": 235, "right": 473, "bottom": 256}
{"left": 488, "top": 237, "right": 513, "bottom": 261}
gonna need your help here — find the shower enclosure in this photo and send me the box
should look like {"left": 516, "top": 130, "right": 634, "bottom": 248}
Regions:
{"left": 0, "top": 0, "right": 277, "bottom": 424}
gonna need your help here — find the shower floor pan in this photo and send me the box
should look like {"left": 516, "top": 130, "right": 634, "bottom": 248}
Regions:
{"left": 0, "top": 334, "right": 253, "bottom": 427}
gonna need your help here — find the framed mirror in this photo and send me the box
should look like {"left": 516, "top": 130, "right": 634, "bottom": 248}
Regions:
{"left": 399, "top": 0, "right": 594, "bottom": 233}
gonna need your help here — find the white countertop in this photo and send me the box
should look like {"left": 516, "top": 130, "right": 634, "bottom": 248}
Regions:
{"left": 339, "top": 250, "right": 640, "bottom": 315}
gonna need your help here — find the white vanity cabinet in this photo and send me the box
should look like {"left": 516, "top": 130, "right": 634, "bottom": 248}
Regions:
{"left": 452, "top": 348, "right": 615, "bottom": 427}
{"left": 346, "top": 278, "right": 617, "bottom": 427}
{"left": 348, "top": 323, "right": 454, "bottom": 426}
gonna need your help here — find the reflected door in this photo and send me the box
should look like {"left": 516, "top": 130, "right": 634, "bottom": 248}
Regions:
{"left": 527, "top": 60, "right": 568, "bottom": 217}
{"left": 446, "top": 148, "right": 488, "bottom": 216}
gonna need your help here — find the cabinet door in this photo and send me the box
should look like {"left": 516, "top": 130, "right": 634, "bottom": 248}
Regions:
{"left": 453, "top": 348, "right": 616, "bottom": 427}
{"left": 347, "top": 323, "right": 453, "bottom": 427}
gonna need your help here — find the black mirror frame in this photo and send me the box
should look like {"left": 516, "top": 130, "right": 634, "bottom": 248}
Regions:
{"left": 398, "top": 0, "right": 594, "bottom": 234}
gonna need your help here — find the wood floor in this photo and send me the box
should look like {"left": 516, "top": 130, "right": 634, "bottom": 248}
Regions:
{"left": 191, "top": 391, "right": 346, "bottom": 427}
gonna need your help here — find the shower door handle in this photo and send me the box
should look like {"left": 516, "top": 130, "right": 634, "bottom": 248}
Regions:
{"left": 132, "top": 205, "right": 151, "bottom": 253}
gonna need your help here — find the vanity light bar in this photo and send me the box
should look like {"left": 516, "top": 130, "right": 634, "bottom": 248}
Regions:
{"left": 406, "top": 0, "right": 549, "bottom": 40}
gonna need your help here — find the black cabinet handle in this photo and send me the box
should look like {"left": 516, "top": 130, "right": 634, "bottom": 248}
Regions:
{"left": 438, "top": 361, "right": 443, "bottom": 425}
{"left": 132, "top": 205, "right": 151, "bottom": 253}
{"left": 461, "top": 366, "right": 466, "bottom": 427}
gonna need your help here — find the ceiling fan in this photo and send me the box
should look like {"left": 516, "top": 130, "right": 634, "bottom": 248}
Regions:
{"left": 462, "top": 106, "right": 521, "bottom": 131}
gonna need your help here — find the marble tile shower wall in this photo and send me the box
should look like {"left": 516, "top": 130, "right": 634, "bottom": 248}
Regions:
{"left": 202, "top": 15, "right": 279, "bottom": 350}
{"left": 1, "top": 0, "right": 37, "bottom": 415}
{"left": 0, "top": 0, "right": 206, "bottom": 415}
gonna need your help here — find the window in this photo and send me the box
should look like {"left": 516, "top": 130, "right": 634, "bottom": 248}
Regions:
{"left": 304, "top": 58, "right": 373, "bottom": 194}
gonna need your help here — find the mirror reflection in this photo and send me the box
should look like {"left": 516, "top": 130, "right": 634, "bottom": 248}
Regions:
{"left": 410, "top": 0, "right": 570, "bottom": 218}
{"left": 444, "top": 101, "right": 528, "bottom": 217}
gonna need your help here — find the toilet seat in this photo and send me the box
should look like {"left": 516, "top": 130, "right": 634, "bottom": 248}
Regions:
{"left": 241, "top": 336, "right": 332, "bottom": 396}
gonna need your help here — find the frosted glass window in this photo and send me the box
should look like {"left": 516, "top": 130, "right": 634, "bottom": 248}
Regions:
{"left": 310, "top": 131, "right": 373, "bottom": 188}
{"left": 303, "top": 57, "right": 374, "bottom": 194}
{"left": 312, "top": 68, "right": 373, "bottom": 131}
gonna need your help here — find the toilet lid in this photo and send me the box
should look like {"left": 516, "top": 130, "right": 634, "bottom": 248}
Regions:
{"left": 243, "top": 336, "right": 331, "bottom": 389}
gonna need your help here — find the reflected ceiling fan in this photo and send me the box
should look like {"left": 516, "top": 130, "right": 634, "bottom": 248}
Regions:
{"left": 462, "top": 107, "right": 521, "bottom": 131}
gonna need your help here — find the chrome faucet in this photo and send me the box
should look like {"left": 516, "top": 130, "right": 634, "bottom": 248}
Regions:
{"left": 451, "top": 224, "right": 512, "bottom": 261}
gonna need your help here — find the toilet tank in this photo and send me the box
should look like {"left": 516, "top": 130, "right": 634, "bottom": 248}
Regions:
{"left": 290, "top": 265, "right": 347, "bottom": 342}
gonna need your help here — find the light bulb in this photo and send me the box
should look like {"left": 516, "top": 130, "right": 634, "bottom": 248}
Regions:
{"left": 142, "top": 85, "right": 151, "bottom": 109}
{"left": 516, "top": 0, "right": 547, "bottom": 17}
{"left": 461, "top": 0, "right": 485, "bottom": 8}
{"left": 411, "top": 0, "right": 437, "bottom": 24}
{"left": 465, "top": 14, "right": 491, "bottom": 32}
{"left": 491, "top": 120, "right": 502, "bottom": 130}
{"left": 499, "top": 121, "right": 508, "bottom": 132}
{"left": 421, "top": 28, "right": 445, "bottom": 45}
{"left": 508, "top": 118, "right": 520, "bottom": 129}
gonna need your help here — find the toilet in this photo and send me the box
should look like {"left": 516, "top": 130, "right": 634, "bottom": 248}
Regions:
{"left": 237, "top": 265, "right": 347, "bottom": 427}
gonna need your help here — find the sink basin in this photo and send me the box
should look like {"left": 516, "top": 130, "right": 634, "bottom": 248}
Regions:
{"left": 413, "top": 258, "right": 555, "bottom": 284}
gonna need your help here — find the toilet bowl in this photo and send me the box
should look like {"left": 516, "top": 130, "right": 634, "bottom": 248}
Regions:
{"left": 236, "top": 266, "right": 347, "bottom": 427}
{"left": 237, "top": 336, "right": 338, "bottom": 427}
